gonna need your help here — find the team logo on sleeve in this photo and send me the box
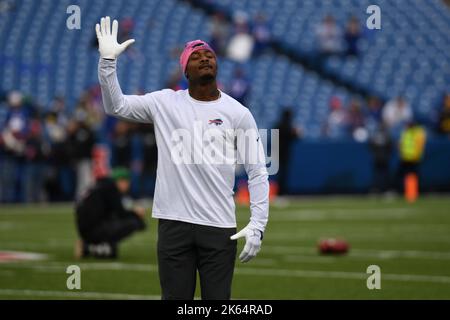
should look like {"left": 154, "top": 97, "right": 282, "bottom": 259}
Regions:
{"left": 208, "top": 118, "right": 223, "bottom": 126}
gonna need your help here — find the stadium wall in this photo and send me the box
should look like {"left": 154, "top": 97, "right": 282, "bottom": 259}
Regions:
{"left": 286, "top": 139, "right": 450, "bottom": 194}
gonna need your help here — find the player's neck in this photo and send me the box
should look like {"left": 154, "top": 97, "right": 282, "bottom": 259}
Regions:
{"left": 188, "top": 79, "right": 220, "bottom": 102}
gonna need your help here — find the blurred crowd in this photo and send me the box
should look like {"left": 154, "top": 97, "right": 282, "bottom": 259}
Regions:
{"left": 1, "top": 10, "right": 450, "bottom": 203}
{"left": 321, "top": 92, "right": 450, "bottom": 193}
{"left": 316, "top": 14, "right": 364, "bottom": 60}
{"left": 0, "top": 91, "right": 448, "bottom": 204}
{"left": 322, "top": 93, "right": 450, "bottom": 141}
{"left": 0, "top": 88, "right": 157, "bottom": 203}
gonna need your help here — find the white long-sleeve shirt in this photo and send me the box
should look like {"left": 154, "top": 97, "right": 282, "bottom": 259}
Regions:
{"left": 98, "top": 58, "right": 269, "bottom": 232}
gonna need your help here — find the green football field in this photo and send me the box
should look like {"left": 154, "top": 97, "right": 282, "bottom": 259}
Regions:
{"left": 1, "top": 196, "right": 450, "bottom": 300}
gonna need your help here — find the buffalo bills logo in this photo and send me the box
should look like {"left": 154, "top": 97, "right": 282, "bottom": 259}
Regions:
{"left": 208, "top": 119, "right": 223, "bottom": 126}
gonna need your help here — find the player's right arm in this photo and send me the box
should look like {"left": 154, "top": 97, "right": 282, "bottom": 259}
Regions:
{"left": 96, "top": 16, "right": 156, "bottom": 123}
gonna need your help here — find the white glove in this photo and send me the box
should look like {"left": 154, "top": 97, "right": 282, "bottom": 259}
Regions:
{"left": 230, "top": 225, "right": 263, "bottom": 263}
{"left": 95, "top": 16, "right": 135, "bottom": 59}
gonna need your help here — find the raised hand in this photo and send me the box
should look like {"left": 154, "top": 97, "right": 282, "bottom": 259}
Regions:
{"left": 95, "top": 16, "right": 135, "bottom": 59}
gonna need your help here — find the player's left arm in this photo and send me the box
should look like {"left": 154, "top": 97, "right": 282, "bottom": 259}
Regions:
{"left": 231, "top": 109, "right": 269, "bottom": 263}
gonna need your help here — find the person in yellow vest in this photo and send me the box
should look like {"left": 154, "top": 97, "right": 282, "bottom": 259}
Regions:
{"left": 397, "top": 120, "right": 427, "bottom": 194}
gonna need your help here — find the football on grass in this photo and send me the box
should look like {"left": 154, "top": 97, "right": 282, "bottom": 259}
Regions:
{"left": 318, "top": 238, "right": 350, "bottom": 255}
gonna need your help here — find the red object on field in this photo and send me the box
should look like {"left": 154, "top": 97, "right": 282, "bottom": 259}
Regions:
{"left": 235, "top": 180, "right": 279, "bottom": 205}
{"left": 269, "top": 180, "right": 279, "bottom": 201}
{"left": 405, "top": 173, "right": 419, "bottom": 203}
{"left": 235, "top": 181, "right": 250, "bottom": 205}
{"left": 318, "top": 238, "right": 349, "bottom": 255}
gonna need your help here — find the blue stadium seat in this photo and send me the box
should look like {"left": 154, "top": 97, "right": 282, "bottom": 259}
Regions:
{"left": 1, "top": 0, "right": 448, "bottom": 139}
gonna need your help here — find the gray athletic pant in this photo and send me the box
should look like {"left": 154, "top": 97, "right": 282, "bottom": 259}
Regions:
{"left": 157, "top": 219, "right": 237, "bottom": 300}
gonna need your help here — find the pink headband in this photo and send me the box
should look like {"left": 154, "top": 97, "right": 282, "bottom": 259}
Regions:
{"left": 180, "top": 40, "right": 216, "bottom": 75}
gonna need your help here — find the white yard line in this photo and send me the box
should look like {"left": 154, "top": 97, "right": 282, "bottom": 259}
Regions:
{"left": 0, "top": 222, "right": 16, "bottom": 230}
{"left": 349, "top": 248, "right": 450, "bottom": 260}
{"left": 266, "top": 234, "right": 450, "bottom": 244}
{"left": 0, "top": 206, "right": 419, "bottom": 217}
{"left": 2, "top": 241, "right": 450, "bottom": 261}
{"left": 263, "top": 245, "right": 450, "bottom": 260}
{"left": 0, "top": 208, "right": 72, "bottom": 215}
{"left": 269, "top": 208, "right": 420, "bottom": 221}
{"left": 282, "top": 255, "right": 337, "bottom": 264}
{"left": 0, "top": 289, "right": 160, "bottom": 300}
{"left": 3, "top": 262, "right": 450, "bottom": 285}
{"left": 234, "top": 268, "right": 450, "bottom": 284}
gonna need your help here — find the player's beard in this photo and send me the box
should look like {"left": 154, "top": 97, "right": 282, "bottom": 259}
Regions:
{"left": 198, "top": 73, "right": 215, "bottom": 84}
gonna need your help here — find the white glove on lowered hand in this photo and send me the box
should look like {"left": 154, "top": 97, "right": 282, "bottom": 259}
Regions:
{"left": 95, "top": 16, "right": 135, "bottom": 59}
{"left": 230, "top": 225, "right": 263, "bottom": 263}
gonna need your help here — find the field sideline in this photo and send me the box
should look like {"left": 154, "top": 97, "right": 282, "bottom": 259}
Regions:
{"left": 1, "top": 196, "right": 450, "bottom": 299}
